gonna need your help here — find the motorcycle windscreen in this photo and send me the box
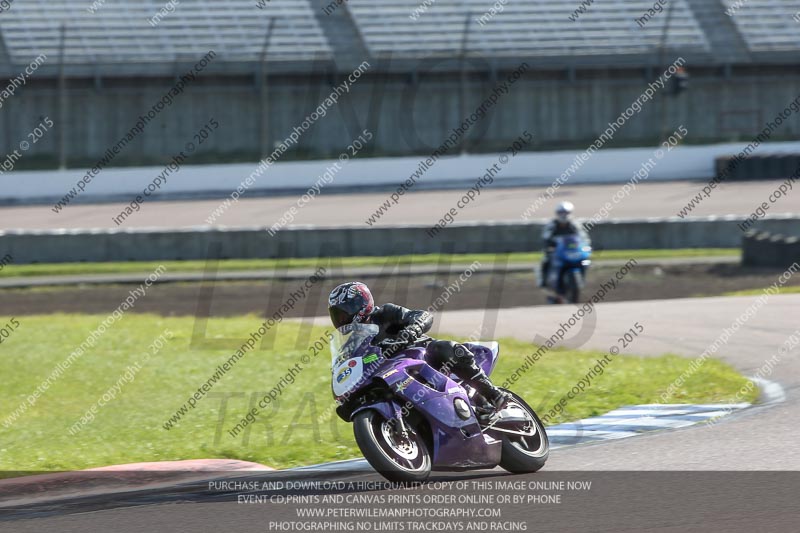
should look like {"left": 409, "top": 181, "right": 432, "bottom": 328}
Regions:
{"left": 330, "top": 322, "right": 378, "bottom": 366}
{"left": 557, "top": 235, "right": 590, "bottom": 262}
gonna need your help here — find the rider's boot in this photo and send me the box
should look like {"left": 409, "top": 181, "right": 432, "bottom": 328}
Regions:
{"left": 448, "top": 344, "right": 511, "bottom": 423}
{"left": 464, "top": 369, "right": 511, "bottom": 423}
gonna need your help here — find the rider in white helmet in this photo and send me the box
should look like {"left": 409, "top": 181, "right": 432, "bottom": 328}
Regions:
{"left": 538, "top": 201, "right": 590, "bottom": 287}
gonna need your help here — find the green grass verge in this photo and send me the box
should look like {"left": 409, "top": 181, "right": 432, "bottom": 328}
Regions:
{"left": 0, "top": 249, "right": 738, "bottom": 279}
{"left": 722, "top": 286, "right": 800, "bottom": 297}
{"left": 0, "top": 314, "right": 755, "bottom": 472}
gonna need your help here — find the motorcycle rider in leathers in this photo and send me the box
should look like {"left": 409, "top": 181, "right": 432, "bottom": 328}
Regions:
{"left": 328, "top": 282, "right": 510, "bottom": 420}
{"left": 539, "top": 201, "right": 591, "bottom": 288}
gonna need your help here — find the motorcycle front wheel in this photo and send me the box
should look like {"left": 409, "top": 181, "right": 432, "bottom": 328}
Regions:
{"left": 563, "top": 269, "right": 581, "bottom": 304}
{"left": 353, "top": 409, "right": 432, "bottom": 482}
{"left": 496, "top": 390, "right": 550, "bottom": 474}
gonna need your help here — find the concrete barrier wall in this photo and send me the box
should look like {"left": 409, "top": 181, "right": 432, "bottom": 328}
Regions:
{"left": 5, "top": 69, "right": 800, "bottom": 168}
{"left": 2, "top": 215, "right": 799, "bottom": 264}
{"left": 3, "top": 65, "right": 800, "bottom": 205}
{"left": 6, "top": 141, "right": 800, "bottom": 205}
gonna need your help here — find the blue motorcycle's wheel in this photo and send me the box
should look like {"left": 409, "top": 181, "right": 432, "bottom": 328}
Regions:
{"left": 496, "top": 390, "right": 549, "bottom": 474}
{"left": 563, "top": 269, "right": 581, "bottom": 304}
{"left": 353, "top": 410, "right": 432, "bottom": 483}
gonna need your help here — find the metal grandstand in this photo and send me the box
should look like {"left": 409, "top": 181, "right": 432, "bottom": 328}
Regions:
{"left": 0, "top": 0, "right": 797, "bottom": 76}
{"left": 0, "top": 0, "right": 332, "bottom": 75}
{"left": 350, "top": 0, "right": 710, "bottom": 59}
{"left": 722, "top": 0, "right": 800, "bottom": 53}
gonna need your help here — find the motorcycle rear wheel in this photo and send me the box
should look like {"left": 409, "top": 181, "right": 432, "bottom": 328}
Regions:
{"left": 353, "top": 409, "right": 432, "bottom": 482}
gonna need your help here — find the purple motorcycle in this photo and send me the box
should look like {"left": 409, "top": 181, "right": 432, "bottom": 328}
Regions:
{"left": 331, "top": 323, "right": 549, "bottom": 482}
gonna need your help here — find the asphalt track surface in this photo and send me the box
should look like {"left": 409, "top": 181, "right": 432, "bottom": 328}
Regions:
{"left": 2, "top": 180, "right": 795, "bottom": 230}
{"left": 436, "top": 295, "right": 800, "bottom": 471}
{"left": 3, "top": 295, "right": 798, "bottom": 532}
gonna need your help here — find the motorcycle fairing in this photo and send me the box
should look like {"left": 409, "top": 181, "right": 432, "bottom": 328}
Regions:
{"left": 353, "top": 356, "right": 501, "bottom": 469}
{"left": 465, "top": 341, "right": 499, "bottom": 377}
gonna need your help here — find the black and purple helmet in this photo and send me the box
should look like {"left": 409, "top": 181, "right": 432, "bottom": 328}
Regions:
{"left": 328, "top": 282, "right": 375, "bottom": 329}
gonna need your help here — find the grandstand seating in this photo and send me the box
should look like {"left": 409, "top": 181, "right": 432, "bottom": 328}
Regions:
{"left": 0, "top": 0, "right": 331, "bottom": 64}
{"left": 348, "top": 0, "right": 710, "bottom": 58}
{"left": 0, "top": 0, "right": 796, "bottom": 70}
{"left": 722, "top": 0, "right": 800, "bottom": 53}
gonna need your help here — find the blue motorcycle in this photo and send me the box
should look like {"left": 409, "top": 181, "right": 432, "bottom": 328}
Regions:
{"left": 545, "top": 235, "right": 592, "bottom": 304}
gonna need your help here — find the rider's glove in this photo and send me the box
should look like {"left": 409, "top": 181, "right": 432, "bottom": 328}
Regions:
{"left": 397, "top": 324, "right": 423, "bottom": 344}
{"left": 379, "top": 326, "right": 421, "bottom": 357}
